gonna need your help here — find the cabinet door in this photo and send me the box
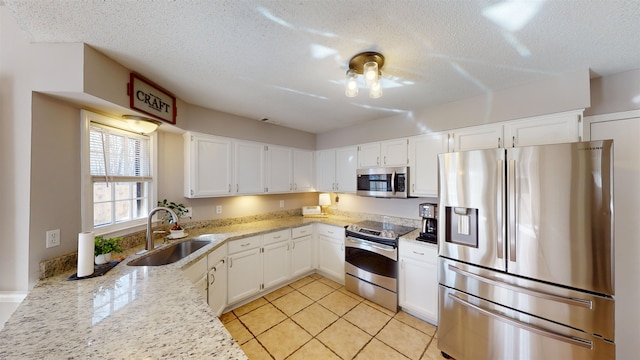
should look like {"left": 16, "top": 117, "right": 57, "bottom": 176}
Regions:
{"left": 292, "top": 235, "right": 313, "bottom": 278}
{"left": 266, "top": 145, "right": 292, "bottom": 193}
{"left": 184, "top": 133, "right": 232, "bottom": 197}
{"left": 382, "top": 138, "right": 408, "bottom": 166}
{"left": 399, "top": 243, "right": 438, "bottom": 323}
{"left": 234, "top": 140, "right": 265, "bottom": 194}
{"left": 316, "top": 149, "right": 336, "bottom": 192}
{"left": 207, "top": 246, "right": 227, "bottom": 316}
{"left": 504, "top": 111, "right": 582, "bottom": 147}
{"left": 335, "top": 146, "right": 358, "bottom": 192}
{"left": 317, "top": 234, "right": 344, "bottom": 283}
{"left": 409, "top": 133, "right": 448, "bottom": 197}
{"left": 227, "top": 248, "right": 262, "bottom": 304}
{"left": 263, "top": 240, "right": 291, "bottom": 289}
{"left": 358, "top": 142, "right": 381, "bottom": 168}
{"left": 451, "top": 124, "right": 503, "bottom": 151}
{"left": 293, "top": 149, "right": 315, "bottom": 192}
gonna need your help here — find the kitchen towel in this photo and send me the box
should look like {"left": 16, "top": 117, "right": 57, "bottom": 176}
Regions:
{"left": 77, "top": 232, "right": 95, "bottom": 277}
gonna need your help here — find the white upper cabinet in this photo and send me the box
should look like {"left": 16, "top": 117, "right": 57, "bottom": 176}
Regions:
{"left": 293, "top": 149, "right": 315, "bottom": 192}
{"left": 234, "top": 140, "right": 265, "bottom": 195}
{"left": 450, "top": 123, "right": 504, "bottom": 151}
{"left": 315, "top": 146, "right": 357, "bottom": 193}
{"left": 184, "top": 133, "right": 232, "bottom": 197}
{"left": 408, "top": 132, "right": 449, "bottom": 197}
{"left": 381, "top": 139, "right": 409, "bottom": 166}
{"left": 335, "top": 146, "right": 358, "bottom": 193}
{"left": 265, "top": 145, "right": 293, "bottom": 193}
{"left": 358, "top": 142, "right": 381, "bottom": 168}
{"left": 449, "top": 110, "right": 584, "bottom": 152}
{"left": 503, "top": 110, "right": 582, "bottom": 147}
{"left": 358, "top": 139, "right": 408, "bottom": 168}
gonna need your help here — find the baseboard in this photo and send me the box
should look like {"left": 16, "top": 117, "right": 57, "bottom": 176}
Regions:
{"left": 0, "top": 292, "right": 27, "bottom": 330}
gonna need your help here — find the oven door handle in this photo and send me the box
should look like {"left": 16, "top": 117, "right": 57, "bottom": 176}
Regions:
{"left": 347, "top": 237, "right": 395, "bottom": 252}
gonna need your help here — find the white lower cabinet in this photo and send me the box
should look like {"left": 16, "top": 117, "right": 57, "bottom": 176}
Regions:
{"left": 183, "top": 256, "right": 208, "bottom": 301}
{"left": 316, "top": 224, "right": 345, "bottom": 284}
{"left": 291, "top": 225, "right": 314, "bottom": 278}
{"left": 262, "top": 229, "right": 292, "bottom": 289}
{"left": 227, "top": 235, "right": 263, "bottom": 304}
{"left": 399, "top": 239, "right": 438, "bottom": 324}
{"left": 207, "top": 245, "right": 227, "bottom": 316}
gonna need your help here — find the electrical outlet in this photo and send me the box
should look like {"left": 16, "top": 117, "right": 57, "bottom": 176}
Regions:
{"left": 280, "top": 200, "right": 284, "bottom": 208}
{"left": 216, "top": 205, "right": 222, "bottom": 214}
{"left": 184, "top": 207, "right": 193, "bottom": 218}
{"left": 46, "top": 229, "right": 60, "bottom": 248}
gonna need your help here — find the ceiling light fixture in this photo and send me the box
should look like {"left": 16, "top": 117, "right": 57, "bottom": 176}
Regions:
{"left": 122, "top": 115, "right": 161, "bottom": 134}
{"left": 345, "top": 51, "right": 385, "bottom": 98}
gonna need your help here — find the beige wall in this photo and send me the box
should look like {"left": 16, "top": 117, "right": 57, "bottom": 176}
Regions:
{"left": 1, "top": 7, "right": 84, "bottom": 291}
{"left": 185, "top": 104, "right": 316, "bottom": 149}
{"left": 317, "top": 69, "right": 590, "bottom": 149}
{"left": 586, "top": 69, "right": 640, "bottom": 116}
{"left": 29, "top": 94, "right": 83, "bottom": 283}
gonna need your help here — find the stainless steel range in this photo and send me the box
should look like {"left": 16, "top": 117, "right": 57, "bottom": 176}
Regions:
{"left": 344, "top": 220, "right": 416, "bottom": 311}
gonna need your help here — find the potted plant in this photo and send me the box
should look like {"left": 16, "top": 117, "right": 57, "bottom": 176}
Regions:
{"left": 157, "top": 199, "right": 189, "bottom": 237}
{"left": 94, "top": 236, "right": 123, "bottom": 265}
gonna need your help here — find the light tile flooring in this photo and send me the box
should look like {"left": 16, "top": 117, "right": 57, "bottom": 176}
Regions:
{"left": 220, "top": 273, "right": 443, "bottom": 360}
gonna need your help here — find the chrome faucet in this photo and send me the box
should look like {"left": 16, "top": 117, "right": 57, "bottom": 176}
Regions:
{"left": 143, "top": 207, "right": 178, "bottom": 252}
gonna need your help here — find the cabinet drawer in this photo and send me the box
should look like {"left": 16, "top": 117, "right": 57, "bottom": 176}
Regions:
{"left": 263, "top": 229, "right": 291, "bottom": 245}
{"left": 316, "top": 224, "right": 344, "bottom": 240}
{"left": 228, "top": 235, "right": 261, "bottom": 254}
{"left": 292, "top": 225, "right": 313, "bottom": 239}
{"left": 399, "top": 240, "right": 437, "bottom": 261}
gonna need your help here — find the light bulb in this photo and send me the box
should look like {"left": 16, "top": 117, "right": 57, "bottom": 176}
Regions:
{"left": 345, "top": 69, "right": 358, "bottom": 97}
{"left": 369, "top": 80, "right": 382, "bottom": 98}
{"left": 363, "top": 61, "right": 378, "bottom": 86}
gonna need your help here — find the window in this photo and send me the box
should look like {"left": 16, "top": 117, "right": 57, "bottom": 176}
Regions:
{"left": 82, "top": 110, "right": 156, "bottom": 234}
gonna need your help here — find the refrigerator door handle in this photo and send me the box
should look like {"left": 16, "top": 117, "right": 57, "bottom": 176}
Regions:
{"left": 497, "top": 159, "right": 504, "bottom": 259}
{"left": 508, "top": 159, "right": 517, "bottom": 262}
{"left": 448, "top": 293, "right": 593, "bottom": 349}
{"left": 448, "top": 264, "right": 593, "bottom": 309}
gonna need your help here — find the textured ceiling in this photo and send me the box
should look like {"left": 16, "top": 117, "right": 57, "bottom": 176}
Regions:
{"left": 5, "top": 0, "right": 640, "bottom": 134}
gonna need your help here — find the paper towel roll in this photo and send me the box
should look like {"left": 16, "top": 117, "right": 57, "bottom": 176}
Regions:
{"left": 77, "top": 232, "right": 95, "bottom": 277}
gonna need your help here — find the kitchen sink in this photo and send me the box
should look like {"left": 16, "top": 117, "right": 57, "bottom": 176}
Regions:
{"left": 128, "top": 239, "right": 211, "bottom": 266}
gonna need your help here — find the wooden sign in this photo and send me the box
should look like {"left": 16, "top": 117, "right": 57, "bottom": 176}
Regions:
{"left": 128, "top": 73, "right": 177, "bottom": 124}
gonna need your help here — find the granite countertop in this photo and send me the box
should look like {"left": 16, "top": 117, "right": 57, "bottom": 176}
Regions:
{"left": 0, "top": 215, "right": 358, "bottom": 359}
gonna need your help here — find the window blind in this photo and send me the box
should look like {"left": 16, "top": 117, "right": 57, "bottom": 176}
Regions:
{"left": 89, "top": 123, "right": 152, "bottom": 182}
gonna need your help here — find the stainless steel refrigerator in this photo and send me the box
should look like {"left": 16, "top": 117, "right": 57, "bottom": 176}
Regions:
{"left": 437, "top": 140, "right": 615, "bottom": 360}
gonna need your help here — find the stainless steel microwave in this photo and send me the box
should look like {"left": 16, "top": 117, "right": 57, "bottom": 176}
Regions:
{"left": 356, "top": 166, "right": 410, "bottom": 198}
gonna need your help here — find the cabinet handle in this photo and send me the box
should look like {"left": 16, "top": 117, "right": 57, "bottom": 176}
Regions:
{"left": 292, "top": 243, "right": 296, "bottom": 249}
{"left": 335, "top": 183, "right": 339, "bottom": 190}
{"left": 512, "top": 136, "right": 516, "bottom": 148}
{"left": 295, "top": 183, "right": 297, "bottom": 190}
{"left": 236, "top": 184, "right": 239, "bottom": 192}
{"left": 286, "top": 244, "right": 290, "bottom": 251}
{"left": 328, "top": 230, "right": 334, "bottom": 234}
{"left": 497, "top": 137, "right": 501, "bottom": 148}
{"left": 384, "top": 156, "right": 387, "bottom": 164}
{"left": 228, "top": 184, "right": 231, "bottom": 193}
{"left": 209, "top": 272, "right": 216, "bottom": 285}
{"left": 377, "top": 156, "right": 380, "bottom": 165}
{"left": 273, "top": 235, "right": 281, "bottom": 239}
{"left": 413, "top": 250, "right": 425, "bottom": 256}
{"left": 240, "top": 242, "right": 251, "bottom": 247}
{"left": 229, "top": 258, "right": 233, "bottom": 268}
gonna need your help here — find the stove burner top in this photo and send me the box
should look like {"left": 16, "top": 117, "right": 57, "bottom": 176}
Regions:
{"left": 346, "top": 220, "right": 416, "bottom": 240}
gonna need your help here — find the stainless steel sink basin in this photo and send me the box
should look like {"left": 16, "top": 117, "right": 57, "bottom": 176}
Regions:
{"left": 128, "top": 239, "right": 211, "bottom": 266}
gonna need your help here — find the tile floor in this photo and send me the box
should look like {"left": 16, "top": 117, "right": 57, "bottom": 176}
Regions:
{"left": 220, "top": 273, "right": 443, "bottom": 360}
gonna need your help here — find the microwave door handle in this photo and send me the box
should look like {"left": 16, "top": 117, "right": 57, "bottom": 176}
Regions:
{"left": 391, "top": 171, "right": 396, "bottom": 195}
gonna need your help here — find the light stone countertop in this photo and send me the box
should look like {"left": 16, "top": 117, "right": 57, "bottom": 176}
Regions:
{"left": 0, "top": 215, "right": 358, "bottom": 359}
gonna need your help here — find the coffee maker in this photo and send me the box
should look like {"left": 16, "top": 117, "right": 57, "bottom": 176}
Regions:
{"left": 417, "top": 203, "right": 437, "bottom": 244}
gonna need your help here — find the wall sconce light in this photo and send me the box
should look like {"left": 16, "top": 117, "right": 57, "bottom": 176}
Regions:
{"left": 345, "top": 51, "right": 385, "bottom": 98}
{"left": 318, "top": 193, "right": 331, "bottom": 214}
{"left": 122, "top": 115, "right": 161, "bottom": 134}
